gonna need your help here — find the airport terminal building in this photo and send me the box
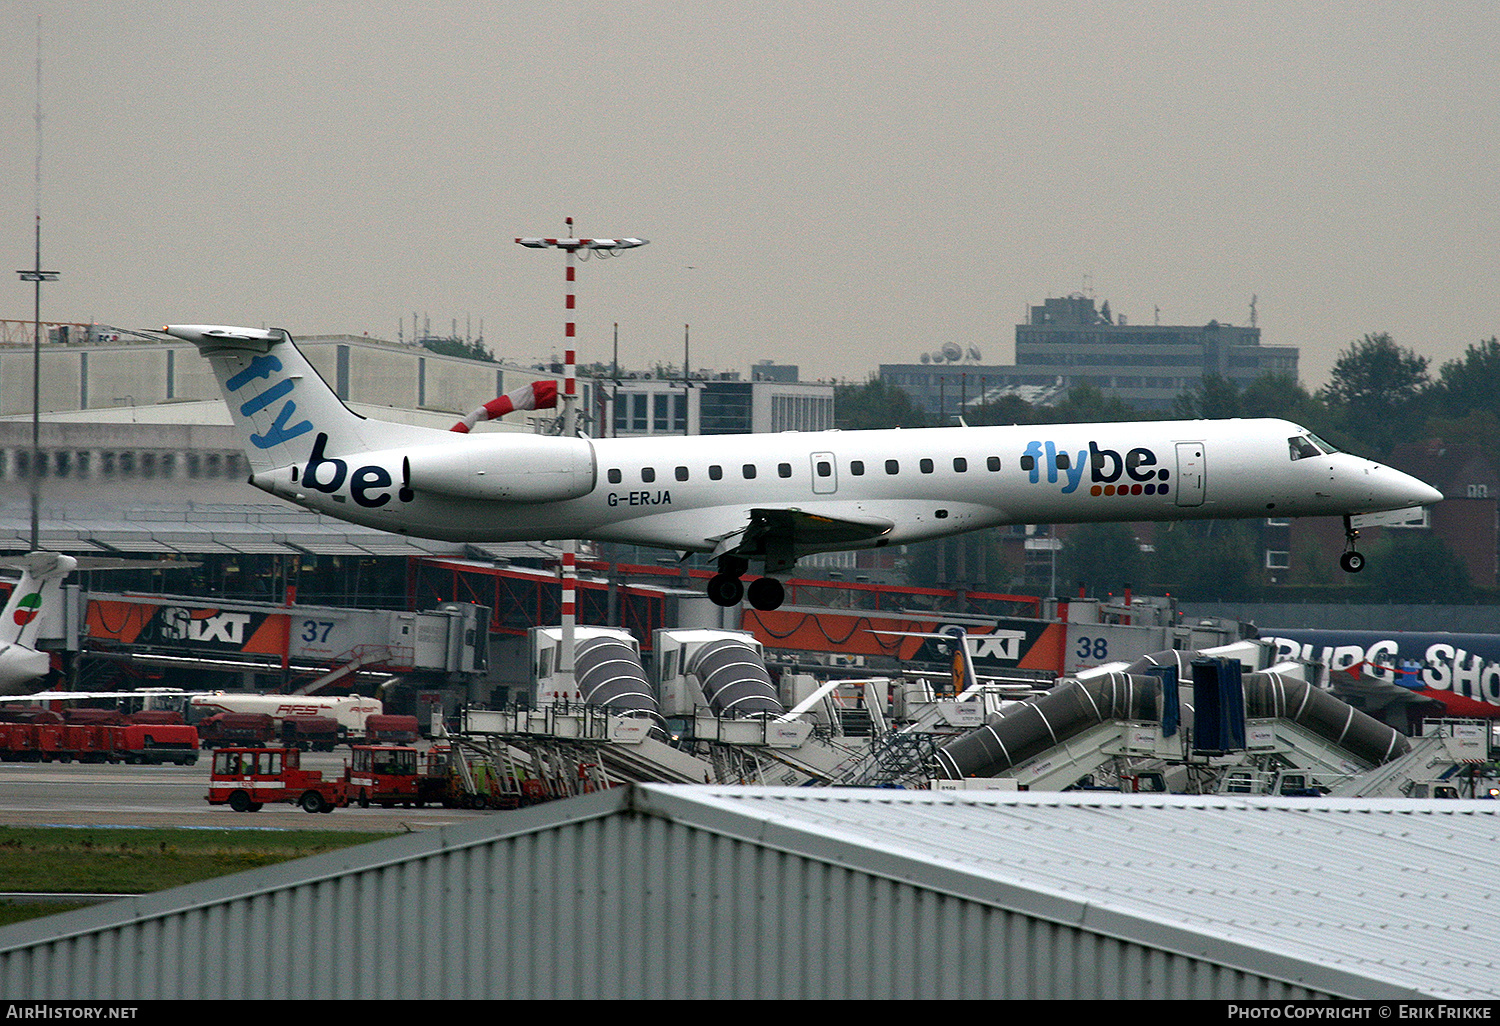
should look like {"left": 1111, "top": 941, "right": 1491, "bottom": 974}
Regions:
{"left": 881, "top": 293, "right": 1299, "bottom": 418}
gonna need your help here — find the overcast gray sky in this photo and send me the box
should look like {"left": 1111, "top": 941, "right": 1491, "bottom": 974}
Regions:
{"left": 3, "top": 1, "right": 1496, "bottom": 391}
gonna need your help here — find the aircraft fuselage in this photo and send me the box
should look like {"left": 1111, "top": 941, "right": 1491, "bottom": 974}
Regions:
{"left": 247, "top": 418, "right": 1436, "bottom": 554}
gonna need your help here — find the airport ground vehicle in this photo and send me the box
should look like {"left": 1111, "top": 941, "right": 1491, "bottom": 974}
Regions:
{"left": 345, "top": 744, "right": 446, "bottom": 808}
{"left": 364, "top": 714, "right": 420, "bottom": 744}
{"left": 207, "top": 746, "right": 347, "bottom": 813}
{"left": 0, "top": 709, "right": 198, "bottom": 764}
{"left": 281, "top": 715, "right": 340, "bottom": 751}
{"left": 197, "top": 712, "right": 276, "bottom": 748}
{"left": 188, "top": 693, "right": 383, "bottom": 739}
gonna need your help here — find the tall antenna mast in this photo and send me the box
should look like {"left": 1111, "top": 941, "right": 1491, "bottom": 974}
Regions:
{"left": 17, "top": 17, "right": 60, "bottom": 552}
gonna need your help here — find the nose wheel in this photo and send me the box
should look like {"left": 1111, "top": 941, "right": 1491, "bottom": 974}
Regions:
{"left": 1340, "top": 515, "right": 1365, "bottom": 574}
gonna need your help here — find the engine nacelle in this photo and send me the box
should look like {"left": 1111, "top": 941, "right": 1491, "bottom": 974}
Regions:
{"left": 406, "top": 435, "right": 596, "bottom": 504}
{"left": 250, "top": 435, "right": 597, "bottom": 508}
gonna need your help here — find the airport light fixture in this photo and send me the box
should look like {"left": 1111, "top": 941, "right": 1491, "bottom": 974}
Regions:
{"left": 515, "top": 221, "right": 648, "bottom": 685}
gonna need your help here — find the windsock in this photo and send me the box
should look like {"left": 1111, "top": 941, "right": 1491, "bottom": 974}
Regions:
{"left": 451, "top": 380, "right": 559, "bottom": 432}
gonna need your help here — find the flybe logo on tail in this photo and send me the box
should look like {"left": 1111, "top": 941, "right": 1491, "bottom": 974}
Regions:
{"left": 1021, "top": 441, "right": 1172, "bottom": 496}
{"left": 225, "top": 355, "right": 314, "bottom": 449}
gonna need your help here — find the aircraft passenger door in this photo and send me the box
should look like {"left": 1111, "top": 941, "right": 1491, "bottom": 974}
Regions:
{"left": 1175, "top": 442, "right": 1205, "bottom": 507}
{"left": 811, "top": 452, "right": 837, "bottom": 495}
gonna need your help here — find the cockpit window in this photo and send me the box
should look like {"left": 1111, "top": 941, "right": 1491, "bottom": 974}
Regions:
{"left": 1289, "top": 435, "right": 1323, "bottom": 460}
{"left": 1307, "top": 433, "right": 1339, "bottom": 455}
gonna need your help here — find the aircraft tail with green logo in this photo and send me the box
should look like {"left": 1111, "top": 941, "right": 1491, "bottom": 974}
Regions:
{"left": 0, "top": 551, "right": 77, "bottom": 694}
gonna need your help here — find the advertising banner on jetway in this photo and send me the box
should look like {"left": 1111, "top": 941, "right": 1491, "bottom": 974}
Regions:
{"left": 741, "top": 608, "right": 1068, "bottom": 673}
{"left": 84, "top": 596, "right": 456, "bottom": 671}
{"left": 1263, "top": 627, "right": 1500, "bottom": 718}
{"left": 88, "top": 599, "right": 290, "bottom": 657}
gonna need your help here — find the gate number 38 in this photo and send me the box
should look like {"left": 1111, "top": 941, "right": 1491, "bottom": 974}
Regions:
{"left": 1076, "top": 636, "right": 1108, "bottom": 661}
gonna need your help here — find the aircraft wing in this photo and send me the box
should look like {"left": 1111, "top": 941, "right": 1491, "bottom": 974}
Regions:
{"left": 709, "top": 508, "right": 894, "bottom": 573}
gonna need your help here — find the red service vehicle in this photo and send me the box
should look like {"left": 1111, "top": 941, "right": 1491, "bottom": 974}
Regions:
{"left": 280, "top": 715, "right": 341, "bottom": 751}
{"left": 113, "top": 721, "right": 199, "bottom": 765}
{"left": 364, "top": 714, "right": 420, "bottom": 744}
{"left": 345, "top": 744, "right": 443, "bottom": 808}
{"left": 207, "top": 746, "right": 347, "bottom": 814}
{"left": 198, "top": 712, "right": 275, "bottom": 748}
{"left": 60, "top": 722, "right": 113, "bottom": 762}
{"left": 0, "top": 710, "right": 198, "bottom": 764}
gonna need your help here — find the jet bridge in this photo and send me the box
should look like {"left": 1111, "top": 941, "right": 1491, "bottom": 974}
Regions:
{"left": 933, "top": 656, "right": 1412, "bottom": 792}
{"left": 654, "top": 629, "right": 783, "bottom": 719}
{"left": 461, "top": 631, "right": 876, "bottom": 787}
{"left": 1326, "top": 719, "right": 1491, "bottom": 798}
{"left": 529, "top": 625, "right": 661, "bottom": 724}
{"left": 80, "top": 592, "right": 489, "bottom": 690}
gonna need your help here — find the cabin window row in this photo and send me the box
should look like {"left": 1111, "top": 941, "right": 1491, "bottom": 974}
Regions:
{"left": 604, "top": 455, "right": 1003, "bottom": 485}
{"left": 848, "top": 456, "right": 1002, "bottom": 476}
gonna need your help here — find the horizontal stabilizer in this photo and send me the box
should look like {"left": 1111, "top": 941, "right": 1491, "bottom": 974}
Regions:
{"left": 162, "top": 324, "right": 286, "bottom": 353}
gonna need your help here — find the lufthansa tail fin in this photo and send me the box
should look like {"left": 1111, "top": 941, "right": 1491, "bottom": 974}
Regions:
{"left": 163, "top": 325, "right": 440, "bottom": 474}
{"left": 942, "top": 626, "right": 981, "bottom": 696}
{"left": 0, "top": 551, "right": 76, "bottom": 650}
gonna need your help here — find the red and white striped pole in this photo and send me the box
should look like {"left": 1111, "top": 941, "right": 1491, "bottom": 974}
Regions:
{"left": 561, "top": 221, "right": 578, "bottom": 684}
{"left": 515, "top": 223, "right": 648, "bottom": 700}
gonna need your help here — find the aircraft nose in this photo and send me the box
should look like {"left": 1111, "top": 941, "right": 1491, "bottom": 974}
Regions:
{"left": 1382, "top": 466, "right": 1443, "bottom": 508}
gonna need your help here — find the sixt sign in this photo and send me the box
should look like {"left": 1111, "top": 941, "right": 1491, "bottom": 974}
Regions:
{"left": 1020, "top": 440, "right": 1172, "bottom": 497}
{"left": 914, "top": 620, "right": 1049, "bottom": 668}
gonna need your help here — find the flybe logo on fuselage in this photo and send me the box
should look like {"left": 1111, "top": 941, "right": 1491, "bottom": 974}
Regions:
{"left": 1021, "top": 440, "right": 1172, "bottom": 497}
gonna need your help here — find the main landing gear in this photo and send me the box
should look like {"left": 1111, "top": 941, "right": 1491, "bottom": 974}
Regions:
{"left": 707, "top": 555, "right": 785, "bottom": 611}
{"left": 1340, "top": 515, "right": 1366, "bottom": 574}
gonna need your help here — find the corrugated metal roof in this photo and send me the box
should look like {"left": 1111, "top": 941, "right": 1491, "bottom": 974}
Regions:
{"left": 2, "top": 787, "right": 1496, "bottom": 999}
{"left": 656, "top": 788, "right": 1500, "bottom": 999}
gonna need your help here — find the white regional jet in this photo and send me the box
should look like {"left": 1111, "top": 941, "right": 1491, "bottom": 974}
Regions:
{"left": 165, "top": 325, "right": 1443, "bottom": 612}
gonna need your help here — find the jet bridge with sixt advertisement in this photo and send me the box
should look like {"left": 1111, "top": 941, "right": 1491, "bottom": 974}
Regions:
{"left": 77, "top": 592, "right": 488, "bottom": 694}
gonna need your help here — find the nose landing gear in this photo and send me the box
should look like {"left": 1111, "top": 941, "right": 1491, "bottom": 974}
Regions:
{"left": 706, "top": 555, "right": 785, "bottom": 610}
{"left": 1340, "top": 515, "right": 1365, "bottom": 573}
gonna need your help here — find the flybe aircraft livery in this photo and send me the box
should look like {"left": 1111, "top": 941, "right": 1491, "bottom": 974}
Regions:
{"left": 166, "top": 324, "right": 1443, "bottom": 611}
{"left": 1264, "top": 629, "right": 1500, "bottom": 719}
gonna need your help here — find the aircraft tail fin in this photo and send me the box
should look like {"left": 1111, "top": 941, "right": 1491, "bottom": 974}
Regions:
{"left": 163, "top": 325, "right": 433, "bottom": 474}
{"left": 943, "top": 626, "right": 981, "bottom": 696}
{"left": 0, "top": 551, "right": 77, "bottom": 650}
